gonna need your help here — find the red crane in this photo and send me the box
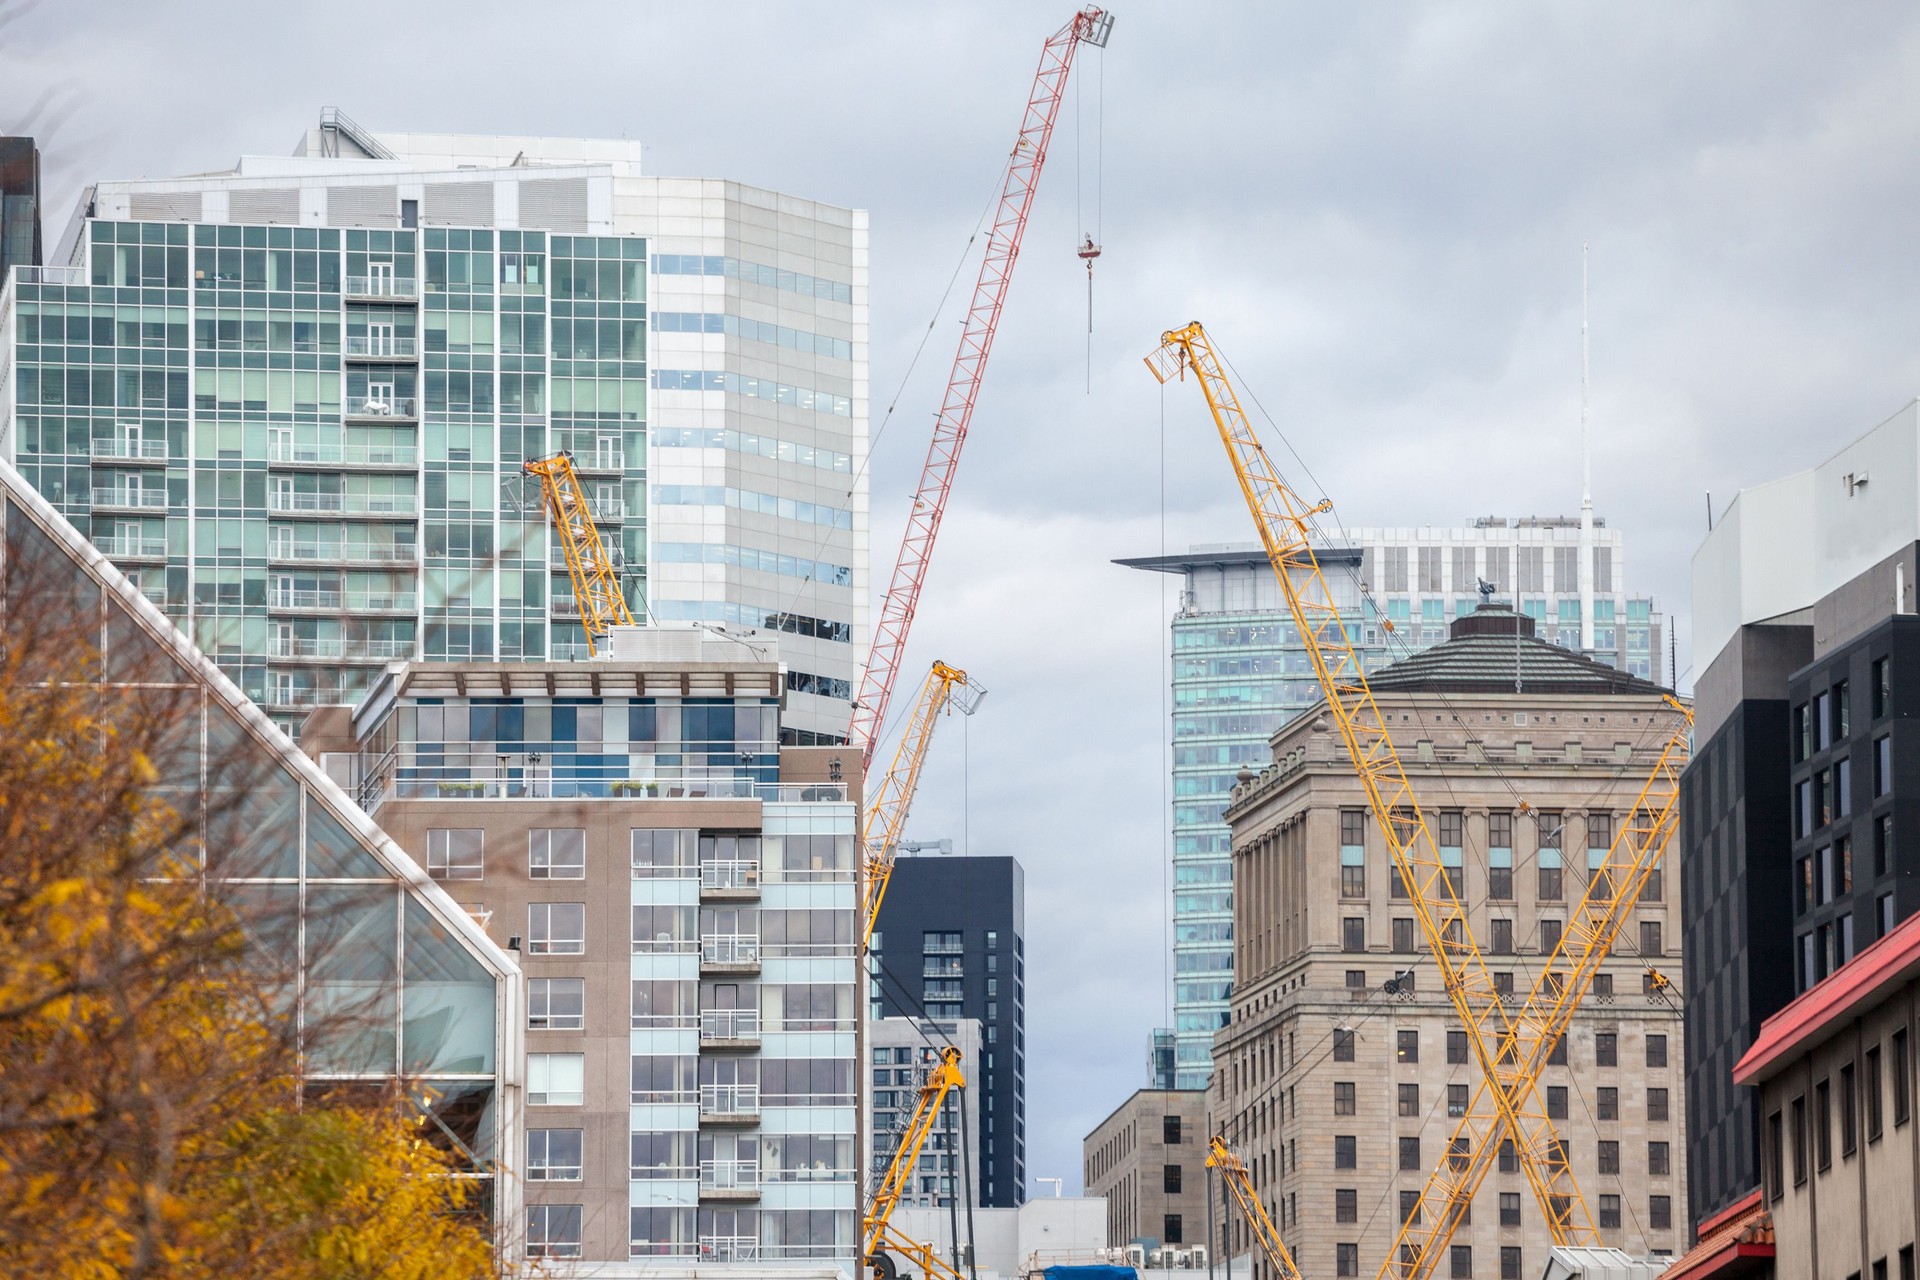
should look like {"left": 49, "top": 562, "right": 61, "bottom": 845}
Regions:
{"left": 848, "top": 5, "right": 1115, "bottom": 768}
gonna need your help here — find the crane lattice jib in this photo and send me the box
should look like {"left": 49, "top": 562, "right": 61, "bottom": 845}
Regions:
{"left": 861, "top": 661, "right": 973, "bottom": 952}
{"left": 863, "top": 1046, "right": 968, "bottom": 1280}
{"left": 1144, "top": 321, "right": 1597, "bottom": 1246}
{"left": 847, "top": 5, "right": 1115, "bottom": 770}
{"left": 1209, "top": 1136, "right": 1307, "bottom": 1280}
{"left": 1380, "top": 699, "right": 1691, "bottom": 1280}
{"left": 524, "top": 452, "right": 633, "bottom": 656}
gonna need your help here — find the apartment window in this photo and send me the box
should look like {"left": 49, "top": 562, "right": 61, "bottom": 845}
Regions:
{"left": 530, "top": 828, "right": 586, "bottom": 879}
{"left": 1646, "top": 1034, "right": 1668, "bottom": 1068}
{"left": 1399, "top": 1137, "right": 1421, "bottom": 1171}
{"left": 527, "top": 1203, "right": 584, "bottom": 1259}
{"left": 1597, "top": 1087, "right": 1618, "bottom": 1121}
{"left": 1398, "top": 1030, "right": 1419, "bottom": 1064}
{"left": 1154, "top": 1160, "right": 1180, "bottom": 1195}
{"left": 1767, "top": 1109, "right": 1785, "bottom": 1200}
{"left": 1399, "top": 1083, "right": 1420, "bottom": 1116}
{"left": 1448, "top": 1084, "right": 1468, "bottom": 1118}
{"left": 1839, "top": 757, "right": 1855, "bottom": 817}
{"left": 1334, "top": 1029, "right": 1356, "bottom": 1062}
{"left": 1640, "top": 921, "right": 1663, "bottom": 957}
{"left": 1896, "top": 1029, "right": 1912, "bottom": 1126}
{"left": 1501, "top": 1247, "right": 1523, "bottom": 1280}
{"left": 1342, "top": 917, "right": 1366, "bottom": 952}
{"left": 1796, "top": 702, "right": 1811, "bottom": 761}
{"left": 1877, "top": 735, "right": 1893, "bottom": 797}
{"left": 427, "top": 828, "right": 484, "bottom": 879}
{"left": 1842, "top": 1062, "right": 1859, "bottom": 1156}
{"left": 1644, "top": 863, "right": 1663, "bottom": 902}
{"left": 1879, "top": 813, "right": 1894, "bottom": 876}
{"left": 1649, "top": 1141, "right": 1670, "bottom": 1175}
{"left": 1903, "top": 1245, "right": 1915, "bottom": 1280}
{"left": 1347, "top": 969, "right": 1368, "bottom": 993}
{"left": 1547, "top": 1086, "right": 1568, "bottom": 1120}
{"left": 1451, "top": 1247, "right": 1472, "bottom": 1280}
{"left": 1837, "top": 679, "right": 1853, "bottom": 738}
{"left": 1597, "top": 1195, "right": 1621, "bottom": 1230}
{"left": 1489, "top": 850, "right": 1514, "bottom": 900}
{"left": 1335, "top": 1135, "right": 1357, "bottom": 1168}
{"left": 632, "top": 828, "right": 698, "bottom": 877}
{"left": 1797, "top": 778, "right": 1814, "bottom": 839}
{"left": 529, "top": 902, "right": 587, "bottom": 955}
{"left": 1338, "top": 1244, "right": 1360, "bottom": 1277}
{"left": 1447, "top": 1029, "right": 1469, "bottom": 1064}
{"left": 1335, "top": 1081, "right": 1357, "bottom": 1115}
{"left": 1163, "top": 1114, "right": 1182, "bottom": 1144}
{"left": 1547, "top": 1034, "right": 1568, "bottom": 1066}
{"left": 1540, "top": 919, "right": 1564, "bottom": 954}
{"left": 1648, "top": 1087, "right": 1669, "bottom": 1123}
{"left": 1162, "top": 1213, "right": 1183, "bottom": 1244}
{"left": 529, "top": 1053, "right": 585, "bottom": 1106}
{"left": 1817, "top": 690, "right": 1834, "bottom": 750}
{"left": 1336, "top": 1188, "right": 1358, "bottom": 1223}
{"left": 1499, "top": 1139, "right": 1519, "bottom": 1173}
{"left": 1538, "top": 811, "right": 1564, "bottom": 900}
{"left": 1499, "top": 1192, "right": 1521, "bottom": 1226}
{"left": 1494, "top": 971, "right": 1515, "bottom": 997}
{"left": 528, "top": 1128, "right": 584, "bottom": 1181}
{"left": 1869, "top": 1046, "right": 1885, "bottom": 1140}
{"left": 1392, "top": 917, "right": 1415, "bottom": 953}
{"left": 1791, "top": 1095, "right": 1808, "bottom": 1185}
{"left": 1592, "top": 1033, "right": 1616, "bottom": 1068}
{"left": 529, "top": 977, "right": 586, "bottom": 1030}
{"left": 1593, "top": 973, "right": 1614, "bottom": 999}
{"left": 1340, "top": 849, "right": 1366, "bottom": 898}
{"left": 1649, "top": 1195, "right": 1672, "bottom": 1231}
{"left": 1491, "top": 917, "right": 1515, "bottom": 954}
{"left": 1817, "top": 1078, "right": 1833, "bottom": 1169}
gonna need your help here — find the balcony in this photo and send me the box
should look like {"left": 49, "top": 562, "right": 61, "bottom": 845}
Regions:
{"left": 594, "top": 498, "right": 627, "bottom": 522}
{"left": 343, "top": 275, "right": 418, "bottom": 301}
{"left": 268, "top": 636, "right": 413, "bottom": 661}
{"left": 343, "top": 395, "right": 417, "bottom": 420}
{"left": 91, "top": 489, "right": 170, "bottom": 513}
{"left": 699, "top": 1008, "right": 760, "bottom": 1047}
{"left": 90, "top": 439, "right": 168, "bottom": 463}
{"left": 269, "top": 590, "right": 415, "bottom": 614}
{"left": 268, "top": 440, "right": 419, "bottom": 468}
{"left": 698, "top": 1084, "right": 760, "bottom": 1123}
{"left": 550, "top": 641, "right": 591, "bottom": 661}
{"left": 344, "top": 335, "right": 418, "bottom": 359}
{"left": 268, "top": 491, "right": 418, "bottom": 516}
{"left": 699, "top": 1237, "right": 759, "bottom": 1263}
{"left": 923, "top": 959, "right": 965, "bottom": 978}
{"left": 12, "top": 265, "right": 87, "bottom": 286}
{"left": 551, "top": 596, "right": 581, "bottom": 619}
{"left": 698, "top": 1159, "right": 761, "bottom": 1200}
{"left": 923, "top": 939, "right": 965, "bottom": 956}
{"left": 549, "top": 544, "right": 624, "bottom": 571}
{"left": 571, "top": 450, "right": 626, "bottom": 473}
{"left": 700, "top": 859, "right": 760, "bottom": 900}
{"left": 96, "top": 535, "right": 168, "bottom": 561}
{"left": 701, "top": 934, "right": 760, "bottom": 974}
{"left": 268, "top": 542, "right": 416, "bottom": 567}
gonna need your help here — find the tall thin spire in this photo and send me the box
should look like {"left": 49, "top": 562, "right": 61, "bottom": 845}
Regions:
{"left": 1578, "top": 241, "right": 1595, "bottom": 653}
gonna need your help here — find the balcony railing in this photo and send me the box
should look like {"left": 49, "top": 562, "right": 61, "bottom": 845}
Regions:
{"left": 264, "top": 686, "right": 354, "bottom": 709}
{"left": 572, "top": 450, "right": 626, "bottom": 472}
{"left": 268, "top": 491, "right": 417, "bottom": 515}
{"left": 923, "top": 940, "right": 965, "bottom": 956}
{"left": 699, "top": 1237, "right": 759, "bottom": 1263}
{"left": 701, "top": 860, "right": 760, "bottom": 892}
{"left": 549, "top": 641, "right": 591, "bottom": 661}
{"left": 12, "top": 264, "right": 87, "bottom": 286}
{"left": 91, "top": 489, "right": 169, "bottom": 511}
{"left": 549, "top": 544, "right": 624, "bottom": 571}
{"left": 268, "top": 636, "right": 413, "bottom": 660}
{"left": 551, "top": 597, "right": 581, "bottom": 618}
{"left": 699, "top": 1084, "right": 759, "bottom": 1117}
{"left": 699, "top": 1159, "right": 761, "bottom": 1191}
{"left": 268, "top": 440, "right": 419, "bottom": 467}
{"left": 700, "top": 1009, "right": 760, "bottom": 1041}
{"left": 923, "top": 958, "right": 964, "bottom": 977}
{"left": 97, "top": 536, "right": 168, "bottom": 558}
{"left": 343, "top": 275, "right": 418, "bottom": 299}
{"left": 344, "top": 396, "right": 417, "bottom": 418}
{"left": 90, "top": 439, "right": 168, "bottom": 461}
{"left": 701, "top": 935, "right": 760, "bottom": 966}
{"left": 269, "top": 542, "right": 416, "bottom": 565}
{"left": 344, "top": 335, "right": 418, "bottom": 358}
{"left": 594, "top": 498, "right": 627, "bottom": 522}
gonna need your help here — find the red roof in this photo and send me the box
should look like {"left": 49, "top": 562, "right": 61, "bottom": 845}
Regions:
{"left": 1734, "top": 905, "right": 1920, "bottom": 1085}
{"left": 1661, "top": 1189, "right": 1773, "bottom": 1280}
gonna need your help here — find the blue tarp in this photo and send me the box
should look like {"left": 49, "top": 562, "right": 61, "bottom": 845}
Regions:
{"left": 1045, "top": 1268, "right": 1138, "bottom": 1280}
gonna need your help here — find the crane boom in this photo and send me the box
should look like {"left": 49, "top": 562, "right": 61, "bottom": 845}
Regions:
{"left": 524, "top": 451, "right": 633, "bottom": 656}
{"left": 863, "top": 1046, "right": 968, "bottom": 1280}
{"left": 861, "top": 661, "right": 984, "bottom": 950}
{"left": 1209, "top": 1136, "right": 1307, "bottom": 1280}
{"left": 1380, "top": 699, "right": 1691, "bottom": 1278}
{"left": 848, "top": 5, "right": 1115, "bottom": 768}
{"left": 1144, "top": 321, "right": 1596, "bottom": 1246}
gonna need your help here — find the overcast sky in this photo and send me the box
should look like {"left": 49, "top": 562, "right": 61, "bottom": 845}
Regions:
{"left": 11, "top": 0, "right": 1920, "bottom": 1196}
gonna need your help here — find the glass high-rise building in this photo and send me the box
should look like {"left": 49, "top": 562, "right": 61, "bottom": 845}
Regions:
{"left": 0, "top": 111, "right": 867, "bottom": 743}
{"left": 1119, "top": 520, "right": 1664, "bottom": 1088}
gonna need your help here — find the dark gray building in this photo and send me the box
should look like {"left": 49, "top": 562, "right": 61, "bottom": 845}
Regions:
{"left": 0, "top": 137, "right": 39, "bottom": 281}
{"left": 870, "top": 854, "right": 1026, "bottom": 1207}
{"left": 1682, "top": 399, "right": 1920, "bottom": 1233}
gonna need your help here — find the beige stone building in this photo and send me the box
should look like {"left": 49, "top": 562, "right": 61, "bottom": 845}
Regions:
{"left": 1212, "top": 606, "right": 1689, "bottom": 1280}
{"left": 1084, "top": 1089, "right": 1212, "bottom": 1253}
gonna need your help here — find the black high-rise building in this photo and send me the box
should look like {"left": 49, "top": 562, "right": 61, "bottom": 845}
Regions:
{"left": 0, "top": 138, "right": 41, "bottom": 281}
{"left": 870, "top": 854, "right": 1026, "bottom": 1206}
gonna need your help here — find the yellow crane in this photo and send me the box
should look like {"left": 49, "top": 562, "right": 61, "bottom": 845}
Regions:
{"left": 1209, "top": 1136, "right": 1306, "bottom": 1280}
{"left": 861, "top": 661, "right": 985, "bottom": 951}
{"left": 864, "top": 1045, "right": 969, "bottom": 1280}
{"left": 1145, "top": 320, "right": 1598, "bottom": 1256}
{"left": 523, "top": 450, "right": 633, "bottom": 656}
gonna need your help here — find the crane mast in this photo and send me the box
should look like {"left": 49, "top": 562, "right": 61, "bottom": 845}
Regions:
{"left": 1209, "top": 1136, "right": 1307, "bottom": 1280}
{"left": 863, "top": 1046, "right": 969, "bottom": 1280}
{"left": 848, "top": 5, "right": 1114, "bottom": 769}
{"left": 524, "top": 451, "right": 633, "bottom": 656}
{"left": 861, "top": 661, "right": 984, "bottom": 951}
{"left": 1144, "top": 321, "right": 1597, "bottom": 1248}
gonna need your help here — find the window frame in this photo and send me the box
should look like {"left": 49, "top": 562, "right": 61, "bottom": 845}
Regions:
{"left": 530, "top": 827, "right": 587, "bottom": 880}
{"left": 426, "top": 827, "right": 484, "bottom": 880}
{"left": 528, "top": 901, "right": 587, "bottom": 955}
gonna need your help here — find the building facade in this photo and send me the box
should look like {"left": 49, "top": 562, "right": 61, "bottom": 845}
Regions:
{"left": 870, "top": 854, "right": 1027, "bottom": 1206}
{"left": 1214, "top": 606, "right": 1688, "bottom": 1280}
{"left": 1120, "top": 523, "right": 1665, "bottom": 1090}
{"left": 1082, "top": 1089, "right": 1211, "bottom": 1252}
{"left": 866, "top": 1017, "right": 985, "bottom": 1211}
{"left": 0, "top": 453, "right": 523, "bottom": 1230}
{"left": 0, "top": 110, "right": 867, "bottom": 743}
{"left": 302, "top": 628, "right": 860, "bottom": 1269}
{"left": 1684, "top": 399, "right": 1920, "bottom": 1230}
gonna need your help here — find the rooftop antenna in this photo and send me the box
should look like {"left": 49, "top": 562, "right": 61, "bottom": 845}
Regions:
{"left": 1578, "top": 242, "right": 1595, "bottom": 655}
